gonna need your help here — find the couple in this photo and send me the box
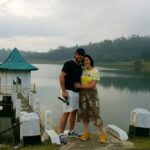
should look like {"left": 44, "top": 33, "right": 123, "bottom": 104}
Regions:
{"left": 59, "top": 48, "right": 107, "bottom": 145}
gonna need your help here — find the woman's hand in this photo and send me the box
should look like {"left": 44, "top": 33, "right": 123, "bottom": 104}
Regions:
{"left": 74, "top": 82, "right": 82, "bottom": 89}
{"left": 75, "top": 80, "right": 96, "bottom": 89}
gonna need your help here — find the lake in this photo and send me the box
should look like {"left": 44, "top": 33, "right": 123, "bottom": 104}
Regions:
{"left": 31, "top": 64, "right": 150, "bottom": 133}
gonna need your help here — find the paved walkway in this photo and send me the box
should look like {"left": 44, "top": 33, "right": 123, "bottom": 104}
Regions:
{"left": 59, "top": 132, "right": 134, "bottom": 150}
{"left": 19, "top": 94, "right": 134, "bottom": 150}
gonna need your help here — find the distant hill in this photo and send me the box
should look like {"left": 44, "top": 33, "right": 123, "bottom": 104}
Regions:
{"left": 0, "top": 49, "right": 12, "bottom": 62}
{"left": 1, "top": 35, "right": 150, "bottom": 64}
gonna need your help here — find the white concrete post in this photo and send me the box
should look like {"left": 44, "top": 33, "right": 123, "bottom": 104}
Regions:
{"left": 45, "top": 110, "right": 51, "bottom": 131}
{"left": 16, "top": 99, "right": 21, "bottom": 118}
{"left": 130, "top": 108, "right": 150, "bottom": 128}
{"left": 29, "top": 92, "right": 34, "bottom": 106}
{"left": 106, "top": 125, "right": 128, "bottom": 141}
{"left": 34, "top": 98, "right": 40, "bottom": 113}
{"left": 0, "top": 106, "right": 3, "bottom": 110}
{"left": 0, "top": 95, "right": 2, "bottom": 110}
{"left": 32, "top": 93, "right": 36, "bottom": 105}
{"left": 0, "top": 95, "right": 2, "bottom": 101}
{"left": 28, "top": 91, "right": 32, "bottom": 105}
{"left": 12, "top": 93, "right": 17, "bottom": 109}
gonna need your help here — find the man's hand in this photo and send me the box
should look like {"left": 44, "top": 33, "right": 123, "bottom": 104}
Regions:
{"left": 62, "top": 90, "right": 68, "bottom": 99}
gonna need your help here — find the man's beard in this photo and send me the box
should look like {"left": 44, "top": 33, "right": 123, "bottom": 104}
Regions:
{"left": 75, "top": 57, "right": 82, "bottom": 64}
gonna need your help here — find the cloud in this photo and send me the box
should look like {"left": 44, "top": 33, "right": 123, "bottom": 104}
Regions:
{"left": 0, "top": 15, "right": 64, "bottom": 37}
{"left": 0, "top": 0, "right": 61, "bottom": 17}
{"left": 0, "top": 0, "right": 150, "bottom": 52}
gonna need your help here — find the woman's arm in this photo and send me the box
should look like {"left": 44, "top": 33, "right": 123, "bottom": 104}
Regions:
{"left": 75, "top": 80, "right": 96, "bottom": 89}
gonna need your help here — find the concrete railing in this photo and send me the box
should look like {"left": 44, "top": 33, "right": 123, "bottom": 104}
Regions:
{"left": 0, "top": 86, "right": 14, "bottom": 94}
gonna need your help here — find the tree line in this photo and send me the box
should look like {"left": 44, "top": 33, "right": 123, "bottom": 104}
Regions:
{"left": 0, "top": 35, "right": 150, "bottom": 64}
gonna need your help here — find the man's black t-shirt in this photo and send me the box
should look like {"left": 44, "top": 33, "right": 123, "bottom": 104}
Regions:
{"left": 62, "top": 60, "right": 83, "bottom": 92}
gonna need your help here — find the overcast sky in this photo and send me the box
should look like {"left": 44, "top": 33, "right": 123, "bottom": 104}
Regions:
{"left": 0, "top": 0, "right": 150, "bottom": 52}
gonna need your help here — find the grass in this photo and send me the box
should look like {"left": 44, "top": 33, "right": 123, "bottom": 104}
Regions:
{"left": 1, "top": 137, "right": 150, "bottom": 150}
{"left": 130, "top": 137, "right": 150, "bottom": 150}
{"left": 0, "top": 141, "right": 59, "bottom": 150}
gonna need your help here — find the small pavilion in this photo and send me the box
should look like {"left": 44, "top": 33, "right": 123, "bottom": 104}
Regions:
{"left": 0, "top": 48, "right": 38, "bottom": 95}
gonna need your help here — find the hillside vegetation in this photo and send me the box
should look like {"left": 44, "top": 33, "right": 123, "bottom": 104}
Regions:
{"left": 0, "top": 35, "right": 150, "bottom": 67}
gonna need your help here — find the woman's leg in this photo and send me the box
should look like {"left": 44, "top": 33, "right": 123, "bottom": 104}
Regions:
{"left": 99, "top": 125, "right": 105, "bottom": 135}
{"left": 80, "top": 122, "right": 90, "bottom": 141}
{"left": 83, "top": 122, "right": 89, "bottom": 133}
{"left": 98, "top": 125, "right": 107, "bottom": 143}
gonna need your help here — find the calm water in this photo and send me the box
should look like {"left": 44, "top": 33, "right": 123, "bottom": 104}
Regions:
{"left": 31, "top": 64, "right": 150, "bottom": 133}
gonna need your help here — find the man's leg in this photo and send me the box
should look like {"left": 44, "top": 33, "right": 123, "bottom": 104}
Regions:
{"left": 69, "top": 110, "right": 77, "bottom": 131}
{"left": 60, "top": 112, "right": 69, "bottom": 133}
{"left": 59, "top": 112, "right": 70, "bottom": 144}
{"left": 68, "top": 110, "right": 80, "bottom": 138}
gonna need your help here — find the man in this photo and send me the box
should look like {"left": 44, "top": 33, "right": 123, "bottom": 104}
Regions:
{"left": 59, "top": 48, "right": 85, "bottom": 144}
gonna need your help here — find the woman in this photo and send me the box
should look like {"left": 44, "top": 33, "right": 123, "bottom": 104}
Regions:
{"left": 74, "top": 54, "right": 107, "bottom": 143}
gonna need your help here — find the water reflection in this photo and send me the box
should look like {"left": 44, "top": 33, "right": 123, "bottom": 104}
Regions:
{"left": 100, "top": 77, "right": 150, "bottom": 92}
{"left": 31, "top": 64, "right": 150, "bottom": 132}
{"left": 99, "top": 67, "right": 150, "bottom": 92}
